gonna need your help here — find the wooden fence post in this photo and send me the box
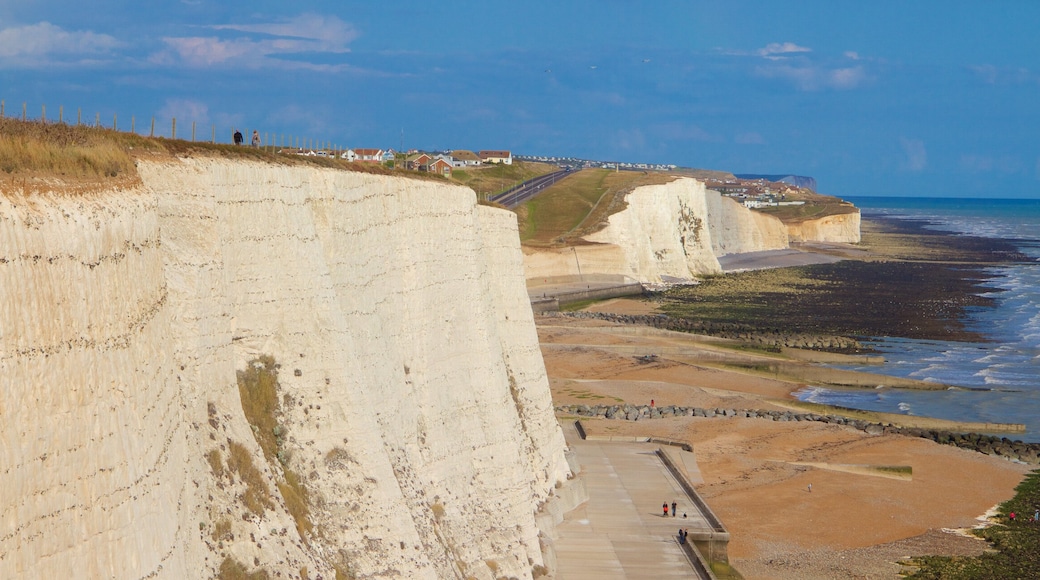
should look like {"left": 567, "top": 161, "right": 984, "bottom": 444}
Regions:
{"left": 131, "top": 116, "right": 135, "bottom": 134}
{"left": 211, "top": 125, "right": 215, "bottom": 144}
{"left": 41, "top": 104, "right": 46, "bottom": 123}
{"left": 113, "top": 114, "right": 117, "bottom": 130}
{"left": 59, "top": 105, "right": 63, "bottom": 124}
{"left": 192, "top": 121, "right": 196, "bottom": 142}
{"left": 1, "top": 100, "right": 4, "bottom": 117}
{"left": 95, "top": 112, "right": 99, "bottom": 128}
{"left": 150, "top": 117, "right": 154, "bottom": 137}
{"left": 77, "top": 108, "right": 81, "bottom": 125}
{"left": 172, "top": 118, "right": 176, "bottom": 139}
{"left": 22, "top": 102, "right": 26, "bottom": 121}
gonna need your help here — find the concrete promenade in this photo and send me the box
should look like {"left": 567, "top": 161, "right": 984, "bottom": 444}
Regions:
{"left": 553, "top": 425, "right": 714, "bottom": 579}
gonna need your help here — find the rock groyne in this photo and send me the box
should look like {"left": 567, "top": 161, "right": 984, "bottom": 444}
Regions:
{"left": 557, "top": 404, "right": 1040, "bottom": 465}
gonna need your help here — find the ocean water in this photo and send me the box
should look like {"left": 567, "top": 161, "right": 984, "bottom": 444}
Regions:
{"left": 795, "top": 196, "right": 1040, "bottom": 441}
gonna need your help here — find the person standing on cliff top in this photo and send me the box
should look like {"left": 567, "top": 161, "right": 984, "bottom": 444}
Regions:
{"left": 251, "top": 130, "right": 260, "bottom": 147}
{"left": 233, "top": 130, "right": 243, "bottom": 145}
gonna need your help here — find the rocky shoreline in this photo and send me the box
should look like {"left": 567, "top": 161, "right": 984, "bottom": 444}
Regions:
{"left": 552, "top": 310, "right": 862, "bottom": 351}
{"left": 556, "top": 403, "right": 1040, "bottom": 465}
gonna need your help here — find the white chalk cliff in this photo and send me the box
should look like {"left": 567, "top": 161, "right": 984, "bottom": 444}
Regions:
{"left": 523, "top": 177, "right": 791, "bottom": 282}
{"left": 0, "top": 158, "right": 569, "bottom": 579}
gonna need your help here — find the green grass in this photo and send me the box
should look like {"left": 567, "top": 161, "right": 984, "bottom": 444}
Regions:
{"left": 449, "top": 160, "right": 558, "bottom": 199}
{"left": 875, "top": 465, "right": 913, "bottom": 476}
{"left": 518, "top": 169, "right": 676, "bottom": 245}
{"left": 903, "top": 469, "right": 1040, "bottom": 579}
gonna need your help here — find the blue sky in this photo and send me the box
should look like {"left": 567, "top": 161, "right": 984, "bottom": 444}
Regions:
{"left": 2, "top": 1, "right": 1039, "bottom": 197}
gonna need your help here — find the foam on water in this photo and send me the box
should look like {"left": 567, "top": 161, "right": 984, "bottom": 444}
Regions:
{"left": 800, "top": 197, "right": 1040, "bottom": 441}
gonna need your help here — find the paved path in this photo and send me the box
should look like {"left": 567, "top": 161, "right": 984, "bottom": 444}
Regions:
{"left": 554, "top": 425, "right": 711, "bottom": 579}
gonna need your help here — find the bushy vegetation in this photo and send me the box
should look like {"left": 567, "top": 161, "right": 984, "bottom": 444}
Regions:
{"left": 0, "top": 118, "right": 144, "bottom": 191}
{"left": 237, "top": 356, "right": 312, "bottom": 537}
{"left": 217, "top": 557, "right": 270, "bottom": 580}
{"left": 903, "top": 469, "right": 1040, "bottom": 579}
{"left": 226, "top": 441, "right": 274, "bottom": 517}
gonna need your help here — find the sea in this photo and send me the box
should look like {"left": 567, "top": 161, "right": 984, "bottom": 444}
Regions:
{"left": 795, "top": 196, "right": 1040, "bottom": 442}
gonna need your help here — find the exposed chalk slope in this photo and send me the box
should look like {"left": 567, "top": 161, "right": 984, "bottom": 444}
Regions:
{"left": 523, "top": 177, "right": 790, "bottom": 282}
{"left": 0, "top": 158, "right": 569, "bottom": 579}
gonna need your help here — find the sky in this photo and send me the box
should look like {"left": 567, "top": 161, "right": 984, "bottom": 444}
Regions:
{"left": 1, "top": 1, "right": 1039, "bottom": 198}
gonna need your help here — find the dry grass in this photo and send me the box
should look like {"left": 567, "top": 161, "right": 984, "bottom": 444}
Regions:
{"left": 237, "top": 356, "right": 280, "bottom": 462}
{"left": 217, "top": 557, "right": 270, "bottom": 580}
{"left": 0, "top": 118, "right": 145, "bottom": 194}
{"left": 226, "top": 441, "right": 274, "bottom": 517}
{"left": 0, "top": 117, "right": 442, "bottom": 197}
{"left": 206, "top": 449, "right": 224, "bottom": 479}
{"left": 211, "top": 518, "right": 232, "bottom": 542}
{"left": 237, "top": 355, "right": 313, "bottom": 537}
{"left": 518, "top": 168, "right": 676, "bottom": 245}
{"left": 278, "top": 470, "right": 312, "bottom": 537}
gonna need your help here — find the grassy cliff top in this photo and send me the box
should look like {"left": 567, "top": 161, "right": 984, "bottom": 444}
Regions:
{"left": 0, "top": 118, "right": 424, "bottom": 195}
{"left": 517, "top": 168, "right": 677, "bottom": 246}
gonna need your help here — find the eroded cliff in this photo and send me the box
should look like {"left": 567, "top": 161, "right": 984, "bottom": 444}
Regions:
{"left": 523, "top": 177, "right": 789, "bottom": 282}
{"left": 0, "top": 158, "right": 569, "bottom": 579}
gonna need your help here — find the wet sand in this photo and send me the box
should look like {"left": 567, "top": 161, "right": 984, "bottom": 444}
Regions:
{"left": 543, "top": 316, "right": 1029, "bottom": 579}
{"left": 547, "top": 218, "right": 1035, "bottom": 578}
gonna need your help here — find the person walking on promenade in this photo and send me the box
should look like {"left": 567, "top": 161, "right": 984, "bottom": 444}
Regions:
{"left": 678, "top": 528, "right": 685, "bottom": 544}
{"left": 251, "top": 130, "right": 260, "bottom": 147}
{"left": 662, "top": 503, "right": 669, "bottom": 517}
{"left": 671, "top": 501, "right": 677, "bottom": 517}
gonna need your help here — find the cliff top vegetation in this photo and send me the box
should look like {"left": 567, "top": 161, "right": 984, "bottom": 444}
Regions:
{"left": 517, "top": 168, "right": 677, "bottom": 246}
{"left": 451, "top": 160, "right": 558, "bottom": 199}
{"left": 0, "top": 117, "right": 432, "bottom": 196}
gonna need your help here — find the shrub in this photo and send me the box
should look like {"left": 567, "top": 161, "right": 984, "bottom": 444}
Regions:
{"left": 217, "top": 557, "right": 269, "bottom": 580}
{"left": 226, "top": 441, "right": 273, "bottom": 516}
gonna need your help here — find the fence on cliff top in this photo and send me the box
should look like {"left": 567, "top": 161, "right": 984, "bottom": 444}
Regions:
{"left": 0, "top": 99, "right": 346, "bottom": 154}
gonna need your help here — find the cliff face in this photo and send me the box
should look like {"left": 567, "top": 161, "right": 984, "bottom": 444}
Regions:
{"left": 787, "top": 211, "right": 862, "bottom": 243}
{"left": 523, "top": 178, "right": 789, "bottom": 282}
{"left": 0, "top": 158, "right": 568, "bottom": 579}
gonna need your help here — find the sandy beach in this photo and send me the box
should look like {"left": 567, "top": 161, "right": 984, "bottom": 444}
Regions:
{"left": 544, "top": 298, "right": 1030, "bottom": 579}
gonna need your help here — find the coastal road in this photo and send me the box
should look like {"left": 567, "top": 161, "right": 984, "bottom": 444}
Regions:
{"left": 490, "top": 167, "right": 573, "bottom": 208}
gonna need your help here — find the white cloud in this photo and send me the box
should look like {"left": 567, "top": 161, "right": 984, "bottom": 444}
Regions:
{"left": 153, "top": 13, "right": 358, "bottom": 70}
{"left": 844, "top": 51, "right": 860, "bottom": 60}
{"left": 757, "top": 42, "right": 811, "bottom": 60}
{"left": 211, "top": 13, "right": 358, "bottom": 52}
{"left": 900, "top": 137, "right": 927, "bottom": 172}
{"left": 756, "top": 63, "right": 867, "bottom": 91}
{"left": 157, "top": 98, "right": 210, "bottom": 126}
{"left": 828, "top": 66, "right": 866, "bottom": 89}
{"left": 0, "top": 22, "right": 120, "bottom": 64}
